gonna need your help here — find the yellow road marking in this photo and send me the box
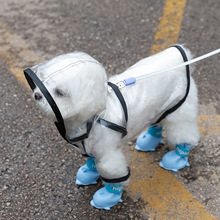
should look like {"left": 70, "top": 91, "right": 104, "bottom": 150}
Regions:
{"left": 0, "top": 4, "right": 218, "bottom": 218}
{"left": 198, "top": 115, "right": 220, "bottom": 136}
{"left": 151, "top": 0, "right": 186, "bottom": 55}
{"left": 127, "top": 149, "right": 217, "bottom": 220}
{"left": 0, "top": 20, "right": 43, "bottom": 87}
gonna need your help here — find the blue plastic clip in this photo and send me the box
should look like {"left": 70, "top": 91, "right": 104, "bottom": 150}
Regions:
{"left": 124, "top": 77, "right": 136, "bottom": 86}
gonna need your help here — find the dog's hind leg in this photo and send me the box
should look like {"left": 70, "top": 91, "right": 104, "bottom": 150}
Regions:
{"left": 159, "top": 78, "right": 200, "bottom": 171}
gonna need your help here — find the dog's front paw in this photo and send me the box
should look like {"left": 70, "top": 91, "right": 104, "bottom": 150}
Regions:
{"left": 90, "top": 184, "right": 123, "bottom": 210}
{"left": 75, "top": 165, "right": 100, "bottom": 185}
{"left": 159, "top": 150, "right": 190, "bottom": 172}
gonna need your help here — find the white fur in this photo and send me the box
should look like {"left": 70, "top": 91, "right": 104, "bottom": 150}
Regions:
{"left": 31, "top": 46, "right": 200, "bottom": 185}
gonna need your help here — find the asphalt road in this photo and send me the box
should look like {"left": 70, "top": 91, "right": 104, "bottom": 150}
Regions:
{"left": 0, "top": 0, "right": 219, "bottom": 219}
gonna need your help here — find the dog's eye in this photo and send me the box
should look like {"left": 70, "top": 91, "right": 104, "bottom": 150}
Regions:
{"left": 54, "top": 88, "right": 65, "bottom": 97}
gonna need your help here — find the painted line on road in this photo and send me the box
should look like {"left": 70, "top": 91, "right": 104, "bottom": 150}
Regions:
{"left": 126, "top": 0, "right": 218, "bottom": 219}
{"left": 0, "top": 5, "right": 218, "bottom": 219}
{"left": 150, "top": 0, "right": 187, "bottom": 55}
{"left": 0, "top": 20, "right": 43, "bottom": 88}
{"left": 198, "top": 115, "right": 220, "bottom": 136}
{"left": 127, "top": 147, "right": 218, "bottom": 220}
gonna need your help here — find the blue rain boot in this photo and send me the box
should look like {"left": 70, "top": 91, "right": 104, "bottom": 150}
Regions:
{"left": 75, "top": 157, "right": 100, "bottom": 185}
{"left": 135, "top": 125, "right": 163, "bottom": 151}
{"left": 159, "top": 143, "right": 191, "bottom": 172}
{"left": 90, "top": 183, "right": 123, "bottom": 210}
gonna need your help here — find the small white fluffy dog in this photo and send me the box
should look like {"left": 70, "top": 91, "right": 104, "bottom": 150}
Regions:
{"left": 25, "top": 45, "right": 199, "bottom": 210}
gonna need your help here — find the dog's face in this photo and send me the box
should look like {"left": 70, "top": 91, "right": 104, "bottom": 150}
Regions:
{"left": 31, "top": 52, "right": 107, "bottom": 129}
{"left": 33, "top": 77, "right": 73, "bottom": 122}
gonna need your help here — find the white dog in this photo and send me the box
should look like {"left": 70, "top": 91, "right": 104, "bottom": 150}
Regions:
{"left": 24, "top": 45, "right": 199, "bottom": 210}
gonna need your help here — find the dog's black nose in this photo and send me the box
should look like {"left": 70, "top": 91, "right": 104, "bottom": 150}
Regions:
{"left": 34, "top": 92, "right": 42, "bottom": 101}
